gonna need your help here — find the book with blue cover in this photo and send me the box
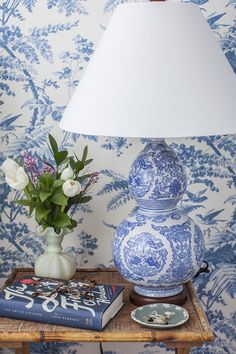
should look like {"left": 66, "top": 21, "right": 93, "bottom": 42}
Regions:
{"left": 0, "top": 275, "right": 125, "bottom": 331}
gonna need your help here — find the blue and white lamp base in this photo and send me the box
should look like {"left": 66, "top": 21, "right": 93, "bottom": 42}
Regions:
{"left": 112, "top": 139, "right": 205, "bottom": 303}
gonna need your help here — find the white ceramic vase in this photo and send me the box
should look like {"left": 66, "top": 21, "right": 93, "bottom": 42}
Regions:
{"left": 34, "top": 226, "right": 76, "bottom": 280}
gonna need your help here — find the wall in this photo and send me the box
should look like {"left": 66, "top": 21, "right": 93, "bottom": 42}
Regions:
{"left": 0, "top": 0, "right": 235, "bottom": 353}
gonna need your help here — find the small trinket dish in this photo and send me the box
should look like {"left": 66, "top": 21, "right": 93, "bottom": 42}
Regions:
{"left": 131, "top": 303, "right": 189, "bottom": 329}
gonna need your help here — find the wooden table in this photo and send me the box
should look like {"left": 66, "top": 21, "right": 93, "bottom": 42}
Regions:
{"left": 0, "top": 268, "right": 214, "bottom": 354}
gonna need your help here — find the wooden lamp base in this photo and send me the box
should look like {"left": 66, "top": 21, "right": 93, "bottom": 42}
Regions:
{"left": 130, "top": 285, "right": 188, "bottom": 306}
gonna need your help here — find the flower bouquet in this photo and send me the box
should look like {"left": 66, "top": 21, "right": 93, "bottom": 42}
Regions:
{"left": 1, "top": 134, "right": 98, "bottom": 279}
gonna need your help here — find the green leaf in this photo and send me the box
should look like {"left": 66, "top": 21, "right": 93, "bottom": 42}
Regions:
{"left": 51, "top": 193, "right": 68, "bottom": 206}
{"left": 39, "top": 191, "right": 51, "bottom": 202}
{"left": 53, "top": 213, "right": 71, "bottom": 228}
{"left": 48, "top": 133, "right": 58, "bottom": 155}
{"left": 54, "top": 151, "right": 68, "bottom": 166}
{"left": 14, "top": 199, "right": 36, "bottom": 207}
{"left": 79, "top": 196, "right": 92, "bottom": 203}
{"left": 82, "top": 146, "right": 88, "bottom": 162}
{"left": 27, "top": 182, "right": 35, "bottom": 192}
{"left": 29, "top": 204, "right": 35, "bottom": 216}
{"left": 74, "top": 152, "right": 79, "bottom": 161}
{"left": 69, "top": 158, "right": 76, "bottom": 170}
{"left": 52, "top": 179, "right": 64, "bottom": 189}
{"left": 68, "top": 218, "right": 77, "bottom": 229}
{"left": 77, "top": 174, "right": 92, "bottom": 182}
{"left": 65, "top": 193, "right": 92, "bottom": 207}
{"left": 84, "top": 158, "right": 93, "bottom": 166}
{"left": 39, "top": 172, "right": 54, "bottom": 190}
{"left": 31, "top": 189, "right": 39, "bottom": 198}
{"left": 69, "top": 158, "right": 84, "bottom": 175}
{"left": 35, "top": 206, "right": 50, "bottom": 223}
{"left": 75, "top": 160, "right": 84, "bottom": 173}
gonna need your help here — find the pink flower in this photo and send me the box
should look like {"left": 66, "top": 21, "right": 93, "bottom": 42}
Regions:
{"left": 40, "top": 164, "right": 55, "bottom": 176}
{"left": 21, "top": 152, "right": 36, "bottom": 169}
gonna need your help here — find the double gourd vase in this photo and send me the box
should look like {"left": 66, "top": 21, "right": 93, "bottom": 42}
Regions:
{"left": 34, "top": 226, "right": 76, "bottom": 280}
{"left": 113, "top": 139, "right": 205, "bottom": 299}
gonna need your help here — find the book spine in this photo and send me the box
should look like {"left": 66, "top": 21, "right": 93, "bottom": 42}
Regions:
{"left": 0, "top": 297, "right": 102, "bottom": 331}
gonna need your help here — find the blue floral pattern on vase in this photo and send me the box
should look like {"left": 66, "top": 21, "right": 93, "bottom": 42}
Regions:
{"left": 113, "top": 139, "right": 205, "bottom": 298}
{"left": 128, "top": 139, "right": 187, "bottom": 210}
{"left": 123, "top": 232, "right": 168, "bottom": 277}
{"left": 113, "top": 207, "right": 205, "bottom": 297}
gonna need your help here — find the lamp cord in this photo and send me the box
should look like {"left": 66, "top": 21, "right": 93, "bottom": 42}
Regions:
{"left": 99, "top": 342, "right": 104, "bottom": 354}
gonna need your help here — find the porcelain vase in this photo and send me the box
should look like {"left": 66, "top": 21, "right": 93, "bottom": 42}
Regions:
{"left": 34, "top": 226, "right": 76, "bottom": 280}
{"left": 112, "top": 139, "right": 205, "bottom": 298}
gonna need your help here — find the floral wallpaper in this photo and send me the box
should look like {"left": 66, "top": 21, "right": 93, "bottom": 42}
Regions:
{"left": 0, "top": 0, "right": 235, "bottom": 353}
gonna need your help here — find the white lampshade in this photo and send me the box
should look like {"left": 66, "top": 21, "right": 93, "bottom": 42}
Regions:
{"left": 60, "top": 2, "right": 236, "bottom": 138}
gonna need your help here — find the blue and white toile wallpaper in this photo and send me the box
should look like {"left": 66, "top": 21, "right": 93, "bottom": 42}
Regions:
{"left": 0, "top": 0, "right": 236, "bottom": 353}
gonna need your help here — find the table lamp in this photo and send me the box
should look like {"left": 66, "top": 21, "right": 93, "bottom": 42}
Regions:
{"left": 60, "top": 2, "right": 236, "bottom": 305}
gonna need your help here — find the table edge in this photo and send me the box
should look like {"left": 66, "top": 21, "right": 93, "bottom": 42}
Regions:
{"left": 0, "top": 330, "right": 215, "bottom": 343}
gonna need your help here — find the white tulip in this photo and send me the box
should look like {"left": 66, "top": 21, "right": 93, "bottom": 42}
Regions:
{"left": 1, "top": 158, "right": 29, "bottom": 190}
{"left": 62, "top": 179, "right": 81, "bottom": 197}
{"left": 61, "top": 165, "right": 74, "bottom": 180}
